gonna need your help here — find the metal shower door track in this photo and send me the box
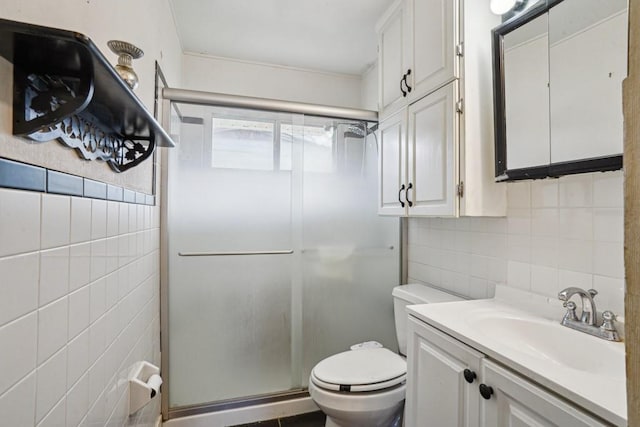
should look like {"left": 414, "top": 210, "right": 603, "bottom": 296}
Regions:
{"left": 162, "top": 87, "right": 378, "bottom": 122}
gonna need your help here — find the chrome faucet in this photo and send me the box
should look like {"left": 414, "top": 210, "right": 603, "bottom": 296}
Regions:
{"left": 557, "top": 287, "right": 620, "bottom": 341}
{"left": 558, "top": 287, "right": 598, "bottom": 325}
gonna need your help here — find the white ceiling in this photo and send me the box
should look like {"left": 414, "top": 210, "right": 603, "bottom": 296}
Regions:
{"left": 169, "top": 0, "right": 395, "bottom": 76}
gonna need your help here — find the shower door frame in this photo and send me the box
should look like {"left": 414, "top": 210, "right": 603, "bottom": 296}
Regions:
{"left": 158, "top": 85, "right": 407, "bottom": 421}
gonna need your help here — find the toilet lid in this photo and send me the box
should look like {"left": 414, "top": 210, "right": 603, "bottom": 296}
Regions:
{"left": 311, "top": 348, "right": 406, "bottom": 392}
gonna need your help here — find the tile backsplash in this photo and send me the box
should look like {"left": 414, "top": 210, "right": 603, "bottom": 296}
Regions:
{"left": 408, "top": 170, "right": 624, "bottom": 315}
{"left": 0, "top": 188, "right": 161, "bottom": 426}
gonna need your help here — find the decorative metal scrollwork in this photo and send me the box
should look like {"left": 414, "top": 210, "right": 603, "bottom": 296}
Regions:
{"left": 14, "top": 72, "right": 155, "bottom": 173}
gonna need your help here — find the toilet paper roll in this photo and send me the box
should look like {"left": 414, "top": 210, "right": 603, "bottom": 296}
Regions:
{"left": 147, "top": 374, "right": 163, "bottom": 398}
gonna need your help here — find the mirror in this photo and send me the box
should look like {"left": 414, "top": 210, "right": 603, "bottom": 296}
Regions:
{"left": 493, "top": 0, "right": 627, "bottom": 181}
{"left": 503, "top": 13, "right": 550, "bottom": 170}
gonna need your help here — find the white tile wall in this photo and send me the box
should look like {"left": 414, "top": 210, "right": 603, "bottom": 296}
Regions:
{"left": 0, "top": 189, "right": 41, "bottom": 256}
{"left": 0, "top": 373, "right": 36, "bottom": 427}
{"left": 0, "top": 188, "right": 161, "bottom": 426}
{"left": 0, "top": 253, "right": 39, "bottom": 326}
{"left": 41, "top": 194, "right": 71, "bottom": 249}
{"left": 408, "top": 170, "right": 625, "bottom": 315}
{"left": 70, "top": 197, "right": 92, "bottom": 245}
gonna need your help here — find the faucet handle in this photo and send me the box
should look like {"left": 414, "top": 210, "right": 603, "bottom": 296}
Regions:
{"left": 562, "top": 301, "right": 578, "bottom": 322}
{"left": 601, "top": 311, "right": 617, "bottom": 331}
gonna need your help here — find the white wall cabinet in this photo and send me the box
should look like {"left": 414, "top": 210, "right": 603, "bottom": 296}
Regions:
{"left": 377, "top": 0, "right": 457, "bottom": 118}
{"left": 407, "top": 316, "right": 609, "bottom": 427}
{"left": 407, "top": 83, "right": 457, "bottom": 216}
{"left": 379, "top": 82, "right": 458, "bottom": 216}
{"left": 404, "top": 0, "right": 457, "bottom": 105}
{"left": 378, "top": 109, "right": 407, "bottom": 215}
{"left": 378, "top": 0, "right": 407, "bottom": 116}
{"left": 376, "top": 0, "right": 505, "bottom": 217}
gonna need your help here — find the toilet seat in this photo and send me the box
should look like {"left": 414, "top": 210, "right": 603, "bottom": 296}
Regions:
{"left": 311, "top": 348, "right": 406, "bottom": 392}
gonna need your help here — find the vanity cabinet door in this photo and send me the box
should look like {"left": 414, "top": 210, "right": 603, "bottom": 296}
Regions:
{"left": 480, "top": 360, "right": 608, "bottom": 427}
{"left": 406, "top": 316, "right": 484, "bottom": 427}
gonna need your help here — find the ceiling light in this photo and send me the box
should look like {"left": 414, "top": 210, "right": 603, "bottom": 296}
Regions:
{"left": 490, "top": 0, "right": 526, "bottom": 15}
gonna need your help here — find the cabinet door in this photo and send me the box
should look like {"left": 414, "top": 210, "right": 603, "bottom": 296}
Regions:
{"left": 406, "top": 0, "right": 458, "bottom": 101}
{"left": 378, "top": 109, "right": 407, "bottom": 215}
{"left": 407, "top": 81, "right": 458, "bottom": 216}
{"left": 406, "top": 317, "right": 483, "bottom": 427}
{"left": 480, "top": 360, "right": 609, "bottom": 427}
{"left": 378, "top": 0, "right": 407, "bottom": 117}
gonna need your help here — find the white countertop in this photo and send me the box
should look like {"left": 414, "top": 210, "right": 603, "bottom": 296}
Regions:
{"left": 407, "top": 289, "right": 627, "bottom": 426}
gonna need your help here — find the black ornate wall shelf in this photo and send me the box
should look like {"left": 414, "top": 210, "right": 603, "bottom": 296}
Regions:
{"left": 0, "top": 18, "right": 175, "bottom": 173}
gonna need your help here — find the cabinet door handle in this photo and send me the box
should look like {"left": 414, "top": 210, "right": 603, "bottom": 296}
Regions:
{"left": 479, "top": 384, "right": 494, "bottom": 400}
{"left": 398, "top": 184, "right": 406, "bottom": 207}
{"left": 404, "top": 69, "right": 412, "bottom": 93}
{"left": 400, "top": 73, "right": 407, "bottom": 97}
{"left": 406, "top": 182, "right": 413, "bottom": 207}
{"left": 463, "top": 369, "right": 476, "bottom": 384}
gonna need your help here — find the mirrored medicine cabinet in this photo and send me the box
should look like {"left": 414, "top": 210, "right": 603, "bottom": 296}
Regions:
{"left": 493, "top": 0, "right": 628, "bottom": 181}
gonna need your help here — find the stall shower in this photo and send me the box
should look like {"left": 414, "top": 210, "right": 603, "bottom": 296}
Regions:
{"left": 162, "top": 100, "right": 400, "bottom": 417}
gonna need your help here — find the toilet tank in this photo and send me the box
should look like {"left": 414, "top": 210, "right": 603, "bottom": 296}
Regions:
{"left": 392, "top": 284, "right": 463, "bottom": 356}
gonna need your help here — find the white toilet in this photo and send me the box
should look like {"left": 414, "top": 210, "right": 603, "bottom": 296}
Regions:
{"left": 308, "top": 284, "right": 462, "bottom": 427}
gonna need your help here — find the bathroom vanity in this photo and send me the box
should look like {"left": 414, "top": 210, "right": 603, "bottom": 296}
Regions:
{"left": 404, "top": 288, "right": 626, "bottom": 426}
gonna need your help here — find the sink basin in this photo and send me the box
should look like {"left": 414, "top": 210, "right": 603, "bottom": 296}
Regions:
{"left": 469, "top": 313, "right": 625, "bottom": 379}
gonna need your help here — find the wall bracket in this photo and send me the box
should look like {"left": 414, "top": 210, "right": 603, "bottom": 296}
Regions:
{"left": 0, "top": 18, "right": 174, "bottom": 173}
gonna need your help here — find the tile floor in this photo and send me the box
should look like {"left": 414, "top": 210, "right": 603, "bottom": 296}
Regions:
{"left": 231, "top": 411, "right": 326, "bottom": 427}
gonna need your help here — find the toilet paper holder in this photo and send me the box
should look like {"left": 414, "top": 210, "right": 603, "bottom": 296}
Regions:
{"left": 129, "top": 361, "right": 163, "bottom": 415}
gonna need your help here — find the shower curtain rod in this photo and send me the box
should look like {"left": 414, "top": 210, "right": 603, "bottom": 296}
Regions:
{"left": 162, "top": 88, "right": 378, "bottom": 122}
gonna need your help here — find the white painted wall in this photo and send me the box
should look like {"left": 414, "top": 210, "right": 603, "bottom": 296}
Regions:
{"left": 0, "top": 0, "right": 181, "bottom": 107}
{"left": 361, "top": 63, "right": 379, "bottom": 110}
{"left": 0, "top": 0, "right": 181, "bottom": 425}
{"left": 181, "top": 53, "right": 363, "bottom": 109}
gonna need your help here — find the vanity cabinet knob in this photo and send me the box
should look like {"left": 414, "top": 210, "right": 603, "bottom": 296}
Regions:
{"left": 479, "top": 384, "right": 494, "bottom": 400}
{"left": 463, "top": 369, "right": 476, "bottom": 383}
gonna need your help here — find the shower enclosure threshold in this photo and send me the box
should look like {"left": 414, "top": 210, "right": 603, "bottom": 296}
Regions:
{"left": 164, "top": 390, "right": 316, "bottom": 424}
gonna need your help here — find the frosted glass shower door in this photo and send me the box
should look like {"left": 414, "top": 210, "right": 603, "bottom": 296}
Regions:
{"left": 299, "top": 121, "right": 401, "bottom": 385}
{"left": 165, "top": 105, "right": 401, "bottom": 410}
{"left": 167, "top": 107, "right": 301, "bottom": 407}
